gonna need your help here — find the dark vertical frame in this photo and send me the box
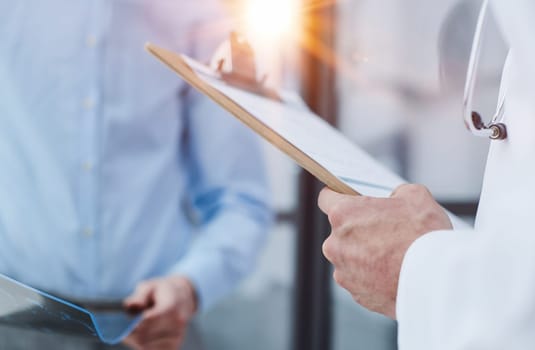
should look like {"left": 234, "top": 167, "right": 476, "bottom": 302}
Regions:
{"left": 293, "top": 2, "right": 338, "bottom": 350}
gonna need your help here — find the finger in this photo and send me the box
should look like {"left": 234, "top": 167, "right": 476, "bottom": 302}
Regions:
{"left": 136, "top": 287, "right": 185, "bottom": 341}
{"left": 322, "top": 235, "right": 343, "bottom": 265}
{"left": 332, "top": 268, "right": 363, "bottom": 298}
{"left": 143, "top": 285, "right": 177, "bottom": 320}
{"left": 390, "top": 183, "right": 430, "bottom": 199}
{"left": 124, "top": 282, "right": 155, "bottom": 311}
{"left": 125, "top": 329, "right": 184, "bottom": 350}
{"left": 318, "top": 187, "right": 352, "bottom": 215}
{"left": 123, "top": 335, "right": 143, "bottom": 350}
{"left": 143, "top": 336, "right": 184, "bottom": 350}
{"left": 323, "top": 232, "right": 355, "bottom": 268}
{"left": 130, "top": 314, "right": 185, "bottom": 346}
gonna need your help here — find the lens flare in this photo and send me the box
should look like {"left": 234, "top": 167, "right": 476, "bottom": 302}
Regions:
{"left": 244, "top": 0, "right": 299, "bottom": 41}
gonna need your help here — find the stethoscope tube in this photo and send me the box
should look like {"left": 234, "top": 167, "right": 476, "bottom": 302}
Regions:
{"left": 463, "top": 0, "right": 508, "bottom": 140}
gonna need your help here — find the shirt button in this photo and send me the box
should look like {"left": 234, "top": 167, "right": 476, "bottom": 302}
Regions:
{"left": 83, "top": 228, "right": 94, "bottom": 237}
{"left": 83, "top": 162, "right": 94, "bottom": 171}
{"left": 86, "top": 35, "right": 97, "bottom": 48}
{"left": 83, "top": 97, "right": 95, "bottom": 110}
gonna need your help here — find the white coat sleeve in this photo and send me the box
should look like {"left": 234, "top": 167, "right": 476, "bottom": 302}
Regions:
{"left": 397, "top": 229, "right": 535, "bottom": 349}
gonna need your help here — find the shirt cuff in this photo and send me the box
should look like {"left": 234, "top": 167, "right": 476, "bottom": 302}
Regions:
{"left": 171, "top": 250, "right": 234, "bottom": 312}
{"left": 169, "top": 210, "right": 271, "bottom": 312}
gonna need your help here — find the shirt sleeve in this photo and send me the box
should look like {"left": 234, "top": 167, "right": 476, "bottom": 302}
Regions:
{"left": 171, "top": 90, "right": 273, "bottom": 311}
{"left": 396, "top": 229, "right": 535, "bottom": 349}
{"left": 164, "top": 0, "right": 273, "bottom": 312}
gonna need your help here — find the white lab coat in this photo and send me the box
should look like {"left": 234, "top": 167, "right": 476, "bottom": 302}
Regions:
{"left": 397, "top": 1, "right": 535, "bottom": 349}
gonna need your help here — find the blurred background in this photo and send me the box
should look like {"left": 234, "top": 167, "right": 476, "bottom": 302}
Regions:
{"left": 195, "top": 0, "right": 508, "bottom": 349}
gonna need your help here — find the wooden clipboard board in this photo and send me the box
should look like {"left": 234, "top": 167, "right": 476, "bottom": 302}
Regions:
{"left": 145, "top": 43, "right": 405, "bottom": 197}
{"left": 146, "top": 42, "right": 357, "bottom": 195}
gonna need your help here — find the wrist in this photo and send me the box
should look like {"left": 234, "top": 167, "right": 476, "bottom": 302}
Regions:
{"left": 169, "top": 275, "right": 199, "bottom": 313}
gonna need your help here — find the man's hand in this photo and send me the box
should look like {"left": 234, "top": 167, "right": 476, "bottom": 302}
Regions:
{"left": 318, "top": 184, "right": 453, "bottom": 319}
{"left": 123, "top": 276, "right": 198, "bottom": 350}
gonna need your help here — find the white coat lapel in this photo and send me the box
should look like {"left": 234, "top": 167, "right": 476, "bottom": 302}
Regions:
{"left": 477, "top": 52, "right": 535, "bottom": 233}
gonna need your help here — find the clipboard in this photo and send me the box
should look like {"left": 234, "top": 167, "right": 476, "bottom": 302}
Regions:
{"left": 145, "top": 42, "right": 406, "bottom": 197}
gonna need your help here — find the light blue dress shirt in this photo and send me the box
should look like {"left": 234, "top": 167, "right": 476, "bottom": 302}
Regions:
{"left": 0, "top": 1, "right": 272, "bottom": 310}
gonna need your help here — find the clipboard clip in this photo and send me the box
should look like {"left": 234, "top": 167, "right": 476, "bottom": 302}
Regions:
{"left": 212, "top": 32, "right": 283, "bottom": 102}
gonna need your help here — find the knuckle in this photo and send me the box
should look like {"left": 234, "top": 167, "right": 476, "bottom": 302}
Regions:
{"left": 332, "top": 270, "right": 344, "bottom": 287}
{"left": 322, "top": 237, "right": 337, "bottom": 262}
{"left": 328, "top": 206, "right": 343, "bottom": 227}
{"left": 395, "top": 183, "right": 410, "bottom": 192}
{"left": 137, "top": 281, "right": 152, "bottom": 291}
{"left": 395, "top": 184, "right": 435, "bottom": 206}
{"left": 406, "top": 183, "right": 423, "bottom": 193}
{"left": 351, "top": 294, "right": 362, "bottom": 305}
{"left": 415, "top": 185, "right": 433, "bottom": 199}
{"left": 318, "top": 187, "right": 329, "bottom": 207}
{"left": 421, "top": 207, "right": 449, "bottom": 230}
{"left": 416, "top": 185, "right": 434, "bottom": 200}
{"left": 358, "top": 195, "right": 373, "bottom": 206}
{"left": 329, "top": 202, "right": 350, "bottom": 228}
{"left": 397, "top": 183, "right": 424, "bottom": 196}
{"left": 423, "top": 209, "right": 439, "bottom": 224}
{"left": 172, "top": 311, "right": 185, "bottom": 325}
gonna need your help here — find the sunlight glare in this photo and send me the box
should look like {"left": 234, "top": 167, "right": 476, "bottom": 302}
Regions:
{"left": 244, "top": 0, "right": 299, "bottom": 42}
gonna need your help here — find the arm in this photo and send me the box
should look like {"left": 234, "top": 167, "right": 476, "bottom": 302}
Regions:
{"left": 169, "top": 3, "right": 273, "bottom": 309}
{"left": 172, "top": 90, "right": 273, "bottom": 310}
{"left": 318, "top": 185, "right": 453, "bottom": 319}
{"left": 123, "top": 97, "right": 273, "bottom": 350}
{"left": 124, "top": 4, "right": 272, "bottom": 349}
{"left": 397, "top": 227, "right": 535, "bottom": 349}
{"left": 319, "top": 185, "right": 535, "bottom": 349}
{"left": 125, "top": 55, "right": 272, "bottom": 350}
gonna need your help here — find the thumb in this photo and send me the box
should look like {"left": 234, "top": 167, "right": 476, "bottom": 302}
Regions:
{"left": 318, "top": 187, "right": 357, "bottom": 215}
{"left": 143, "top": 285, "right": 177, "bottom": 320}
{"left": 124, "top": 282, "right": 155, "bottom": 312}
{"left": 390, "top": 184, "right": 431, "bottom": 199}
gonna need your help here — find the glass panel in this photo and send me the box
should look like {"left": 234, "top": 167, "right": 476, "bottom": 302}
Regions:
{"left": 198, "top": 144, "right": 298, "bottom": 350}
{"left": 332, "top": 282, "right": 397, "bottom": 350}
{"left": 0, "top": 274, "right": 140, "bottom": 345}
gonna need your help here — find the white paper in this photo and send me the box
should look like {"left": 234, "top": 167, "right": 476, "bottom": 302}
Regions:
{"left": 183, "top": 56, "right": 405, "bottom": 197}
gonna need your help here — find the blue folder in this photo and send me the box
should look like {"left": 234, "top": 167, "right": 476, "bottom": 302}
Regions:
{"left": 0, "top": 274, "right": 142, "bottom": 345}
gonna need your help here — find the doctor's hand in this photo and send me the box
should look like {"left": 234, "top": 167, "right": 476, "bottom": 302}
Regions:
{"left": 123, "top": 276, "right": 197, "bottom": 350}
{"left": 318, "top": 184, "right": 453, "bottom": 319}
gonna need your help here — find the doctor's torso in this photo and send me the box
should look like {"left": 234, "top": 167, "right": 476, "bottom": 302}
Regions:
{"left": 475, "top": 23, "right": 535, "bottom": 234}
{"left": 397, "top": 4, "right": 535, "bottom": 345}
